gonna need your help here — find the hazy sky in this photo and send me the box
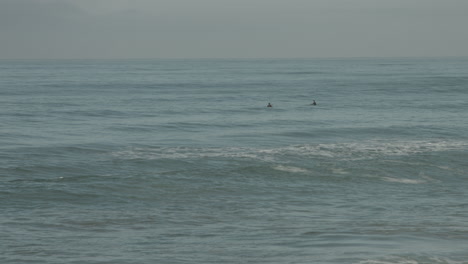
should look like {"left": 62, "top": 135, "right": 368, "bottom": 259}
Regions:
{"left": 1, "top": 0, "right": 468, "bottom": 59}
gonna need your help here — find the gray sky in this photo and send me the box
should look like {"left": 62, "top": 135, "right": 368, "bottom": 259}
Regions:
{"left": 1, "top": 0, "right": 468, "bottom": 59}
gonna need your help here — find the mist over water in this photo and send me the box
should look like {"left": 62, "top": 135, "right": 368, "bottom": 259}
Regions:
{"left": 1, "top": 58, "right": 468, "bottom": 263}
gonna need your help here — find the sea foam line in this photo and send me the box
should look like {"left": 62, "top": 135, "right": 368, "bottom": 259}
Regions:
{"left": 111, "top": 140, "right": 468, "bottom": 161}
{"left": 273, "top": 165, "right": 309, "bottom": 173}
{"left": 381, "top": 177, "right": 426, "bottom": 184}
{"left": 357, "top": 256, "right": 466, "bottom": 264}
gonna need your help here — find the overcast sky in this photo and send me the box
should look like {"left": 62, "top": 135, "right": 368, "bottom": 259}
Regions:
{"left": 1, "top": 0, "right": 468, "bottom": 59}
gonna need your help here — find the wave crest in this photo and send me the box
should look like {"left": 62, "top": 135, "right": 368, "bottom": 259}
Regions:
{"left": 111, "top": 140, "right": 467, "bottom": 162}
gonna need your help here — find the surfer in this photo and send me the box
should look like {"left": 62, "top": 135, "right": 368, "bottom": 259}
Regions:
{"left": 267, "top": 102, "right": 272, "bottom": 107}
{"left": 311, "top": 100, "right": 316, "bottom": 106}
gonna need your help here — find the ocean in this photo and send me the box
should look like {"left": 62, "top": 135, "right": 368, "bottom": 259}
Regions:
{"left": 1, "top": 58, "right": 468, "bottom": 264}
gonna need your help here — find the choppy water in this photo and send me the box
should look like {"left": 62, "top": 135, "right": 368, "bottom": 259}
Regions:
{"left": 1, "top": 58, "right": 468, "bottom": 264}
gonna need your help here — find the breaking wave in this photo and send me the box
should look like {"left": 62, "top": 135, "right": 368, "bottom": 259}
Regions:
{"left": 111, "top": 140, "right": 468, "bottom": 162}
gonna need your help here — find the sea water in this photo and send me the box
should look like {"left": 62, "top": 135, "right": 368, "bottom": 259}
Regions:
{"left": 1, "top": 58, "right": 468, "bottom": 264}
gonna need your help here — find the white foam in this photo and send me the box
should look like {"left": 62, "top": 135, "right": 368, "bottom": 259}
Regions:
{"left": 381, "top": 177, "right": 426, "bottom": 184}
{"left": 111, "top": 146, "right": 269, "bottom": 161}
{"left": 111, "top": 139, "right": 468, "bottom": 162}
{"left": 263, "top": 140, "right": 468, "bottom": 161}
{"left": 273, "top": 165, "right": 309, "bottom": 173}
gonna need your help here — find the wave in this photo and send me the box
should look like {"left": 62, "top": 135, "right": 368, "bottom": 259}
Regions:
{"left": 381, "top": 177, "right": 426, "bottom": 184}
{"left": 112, "top": 139, "right": 468, "bottom": 162}
{"left": 357, "top": 256, "right": 466, "bottom": 264}
{"left": 273, "top": 165, "right": 309, "bottom": 173}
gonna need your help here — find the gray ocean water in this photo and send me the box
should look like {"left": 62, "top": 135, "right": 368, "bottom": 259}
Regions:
{"left": 1, "top": 58, "right": 468, "bottom": 264}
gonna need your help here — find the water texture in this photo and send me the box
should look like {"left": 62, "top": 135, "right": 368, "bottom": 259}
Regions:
{"left": 1, "top": 58, "right": 468, "bottom": 263}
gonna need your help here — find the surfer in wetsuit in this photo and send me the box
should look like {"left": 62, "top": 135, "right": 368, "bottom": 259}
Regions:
{"left": 267, "top": 102, "right": 272, "bottom": 107}
{"left": 311, "top": 100, "right": 316, "bottom": 106}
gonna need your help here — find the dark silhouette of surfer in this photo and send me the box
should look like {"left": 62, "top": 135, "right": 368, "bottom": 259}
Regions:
{"left": 311, "top": 100, "right": 316, "bottom": 106}
{"left": 267, "top": 102, "right": 272, "bottom": 107}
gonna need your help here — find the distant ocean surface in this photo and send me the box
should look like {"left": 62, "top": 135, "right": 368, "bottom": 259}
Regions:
{"left": 1, "top": 58, "right": 468, "bottom": 264}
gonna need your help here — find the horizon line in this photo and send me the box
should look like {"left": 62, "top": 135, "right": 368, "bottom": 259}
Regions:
{"left": 2, "top": 55, "right": 468, "bottom": 61}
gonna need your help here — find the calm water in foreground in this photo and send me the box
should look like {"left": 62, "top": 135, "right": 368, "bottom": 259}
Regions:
{"left": 1, "top": 58, "right": 468, "bottom": 263}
